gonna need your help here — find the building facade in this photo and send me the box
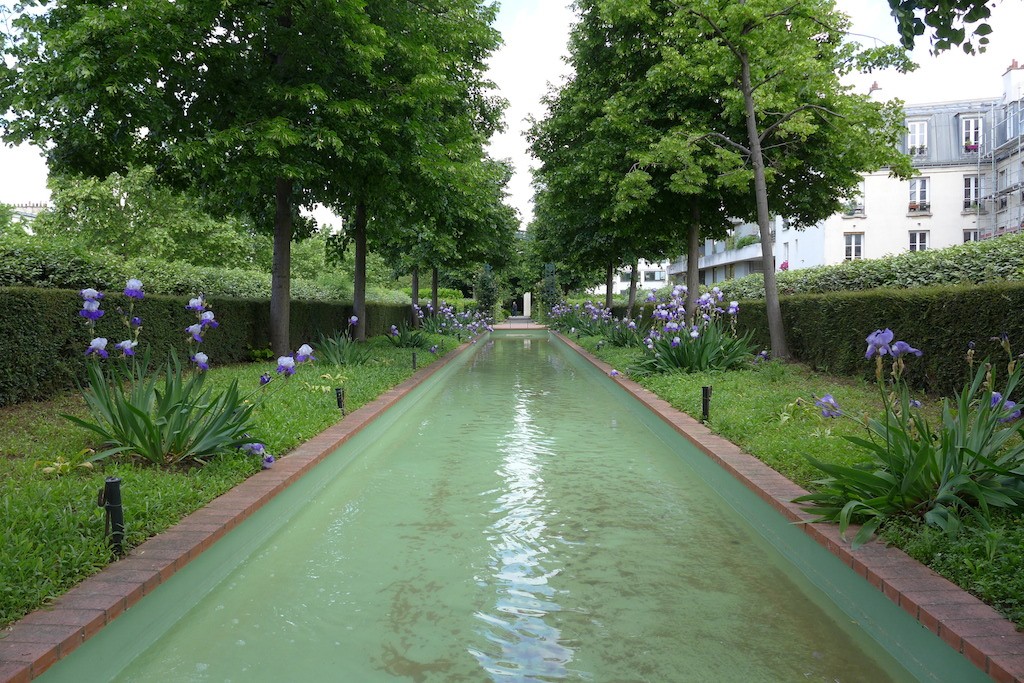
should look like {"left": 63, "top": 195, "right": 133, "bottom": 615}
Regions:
{"left": 667, "top": 60, "right": 1024, "bottom": 286}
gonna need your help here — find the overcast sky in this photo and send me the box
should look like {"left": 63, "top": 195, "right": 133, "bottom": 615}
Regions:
{"left": 4, "top": 0, "right": 1024, "bottom": 219}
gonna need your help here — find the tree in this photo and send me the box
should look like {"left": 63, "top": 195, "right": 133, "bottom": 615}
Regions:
{"left": 885, "top": 0, "right": 995, "bottom": 54}
{"left": 3, "top": 0, "right": 501, "bottom": 352}
{"left": 33, "top": 167, "right": 259, "bottom": 267}
{"left": 529, "top": 0, "right": 701, "bottom": 310}
{"left": 601, "top": 0, "right": 913, "bottom": 358}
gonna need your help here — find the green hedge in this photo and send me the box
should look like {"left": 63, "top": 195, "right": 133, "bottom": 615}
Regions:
{"left": 735, "top": 281, "right": 1024, "bottom": 395}
{"left": 0, "top": 287, "right": 408, "bottom": 407}
{"left": 0, "top": 236, "right": 407, "bottom": 303}
{"left": 718, "top": 232, "right": 1024, "bottom": 301}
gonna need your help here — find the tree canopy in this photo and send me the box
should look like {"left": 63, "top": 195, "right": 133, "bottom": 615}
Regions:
{"left": 2, "top": 0, "right": 506, "bottom": 350}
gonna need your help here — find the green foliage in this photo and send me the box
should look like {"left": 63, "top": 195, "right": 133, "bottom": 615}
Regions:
{"left": 719, "top": 233, "right": 1024, "bottom": 301}
{"left": 385, "top": 322, "right": 430, "bottom": 349}
{"left": 796, "top": 344, "right": 1024, "bottom": 548}
{"left": 885, "top": 0, "right": 994, "bottom": 54}
{"left": 316, "top": 330, "right": 371, "bottom": 366}
{"left": 632, "top": 320, "right": 756, "bottom": 375}
{"left": 66, "top": 351, "right": 255, "bottom": 466}
{"left": 475, "top": 265, "right": 499, "bottom": 319}
{"left": 33, "top": 168, "right": 260, "bottom": 268}
{"left": 605, "top": 317, "right": 650, "bottom": 348}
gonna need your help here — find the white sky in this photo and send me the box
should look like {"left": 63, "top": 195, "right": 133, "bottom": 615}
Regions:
{"left": 3, "top": 0, "right": 1024, "bottom": 220}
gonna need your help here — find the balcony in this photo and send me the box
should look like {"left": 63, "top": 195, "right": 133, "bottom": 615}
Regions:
{"left": 963, "top": 142, "right": 980, "bottom": 153}
{"left": 907, "top": 201, "right": 931, "bottom": 214}
{"left": 908, "top": 145, "right": 928, "bottom": 157}
{"left": 962, "top": 199, "right": 987, "bottom": 214}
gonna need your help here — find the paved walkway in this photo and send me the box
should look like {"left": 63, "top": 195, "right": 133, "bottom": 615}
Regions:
{"left": 496, "top": 316, "right": 544, "bottom": 330}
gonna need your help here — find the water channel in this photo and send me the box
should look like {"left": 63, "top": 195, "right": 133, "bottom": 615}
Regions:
{"left": 40, "top": 331, "right": 985, "bottom": 682}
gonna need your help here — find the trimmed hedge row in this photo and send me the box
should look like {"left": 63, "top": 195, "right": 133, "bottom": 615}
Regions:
{"left": 735, "top": 281, "right": 1024, "bottom": 395}
{"left": 0, "top": 236, "right": 411, "bottom": 303}
{"left": 718, "top": 232, "right": 1024, "bottom": 301}
{"left": 0, "top": 287, "right": 408, "bottom": 407}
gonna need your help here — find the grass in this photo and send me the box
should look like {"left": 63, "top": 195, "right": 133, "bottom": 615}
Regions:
{"left": 0, "top": 335, "right": 457, "bottom": 627}
{"left": 577, "top": 335, "right": 1024, "bottom": 629}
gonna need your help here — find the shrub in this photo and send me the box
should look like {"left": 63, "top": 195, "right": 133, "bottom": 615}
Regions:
{"left": 796, "top": 329, "right": 1024, "bottom": 547}
{"left": 718, "top": 232, "right": 1024, "bottom": 301}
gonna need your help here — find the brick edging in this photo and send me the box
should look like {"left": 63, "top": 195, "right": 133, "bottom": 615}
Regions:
{"left": 0, "top": 340, "right": 476, "bottom": 683}
{"left": 555, "top": 331, "right": 1024, "bottom": 683}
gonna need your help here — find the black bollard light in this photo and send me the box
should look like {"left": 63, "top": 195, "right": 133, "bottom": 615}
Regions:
{"left": 335, "top": 387, "right": 346, "bottom": 416}
{"left": 412, "top": 352, "right": 418, "bottom": 370}
{"left": 97, "top": 477, "right": 125, "bottom": 556}
{"left": 702, "top": 386, "right": 713, "bottom": 423}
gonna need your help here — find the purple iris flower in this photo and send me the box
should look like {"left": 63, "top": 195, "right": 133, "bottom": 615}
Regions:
{"left": 690, "top": 327, "right": 700, "bottom": 339}
{"left": 259, "top": 373, "right": 272, "bottom": 386}
{"left": 200, "top": 311, "right": 219, "bottom": 329}
{"left": 609, "top": 369, "right": 620, "bottom": 377}
{"left": 79, "top": 299, "right": 105, "bottom": 321}
{"left": 295, "top": 344, "right": 315, "bottom": 363}
{"left": 891, "top": 340, "right": 922, "bottom": 358}
{"left": 114, "top": 339, "right": 137, "bottom": 357}
{"left": 670, "top": 336, "right": 681, "bottom": 348}
{"left": 85, "top": 337, "right": 108, "bottom": 358}
{"left": 186, "top": 323, "right": 203, "bottom": 343}
{"left": 80, "top": 288, "right": 103, "bottom": 301}
{"left": 909, "top": 399, "right": 922, "bottom": 408}
{"left": 262, "top": 454, "right": 276, "bottom": 469}
{"left": 186, "top": 296, "right": 205, "bottom": 312}
{"left": 242, "top": 442, "right": 265, "bottom": 456}
{"left": 992, "top": 392, "right": 1021, "bottom": 421}
{"left": 627, "top": 321, "right": 637, "bottom": 330}
{"left": 390, "top": 325, "right": 400, "bottom": 337}
{"left": 123, "top": 278, "right": 144, "bottom": 300}
{"left": 728, "top": 301, "right": 739, "bottom": 315}
{"left": 130, "top": 316, "right": 143, "bottom": 329}
{"left": 277, "top": 356, "right": 296, "bottom": 375}
{"left": 865, "top": 329, "right": 895, "bottom": 359}
{"left": 815, "top": 394, "right": 842, "bottom": 418}
{"left": 191, "top": 352, "right": 209, "bottom": 371}
{"left": 349, "top": 315, "right": 359, "bottom": 326}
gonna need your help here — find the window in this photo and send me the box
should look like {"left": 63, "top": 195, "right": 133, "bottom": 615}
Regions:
{"left": 619, "top": 272, "right": 632, "bottom": 283}
{"left": 844, "top": 233, "right": 863, "bottom": 260}
{"left": 844, "top": 181, "right": 866, "bottom": 215}
{"left": 962, "top": 116, "right": 983, "bottom": 150}
{"left": 998, "top": 169, "right": 1008, "bottom": 210}
{"left": 907, "top": 120, "right": 928, "bottom": 154}
{"left": 909, "top": 177, "right": 929, "bottom": 211}
{"left": 909, "top": 231, "right": 929, "bottom": 252}
{"left": 963, "top": 175, "right": 982, "bottom": 210}
{"left": 964, "top": 228, "right": 979, "bottom": 242}
{"left": 643, "top": 270, "right": 661, "bottom": 282}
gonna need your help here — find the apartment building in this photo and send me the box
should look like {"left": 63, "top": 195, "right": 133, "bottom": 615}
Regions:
{"left": 668, "top": 59, "right": 1024, "bottom": 286}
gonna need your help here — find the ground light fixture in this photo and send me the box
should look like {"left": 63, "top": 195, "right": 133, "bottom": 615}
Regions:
{"left": 412, "top": 352, "right": 418, "bottom": 370}
{"left": 702, "top": 385, "right": 712, "bottom": 423}
{"left": 97, "top": 477, "right": 125, "bottom": 556}
{"left": 335, "top": 387, "right": 346, "bottom": 416}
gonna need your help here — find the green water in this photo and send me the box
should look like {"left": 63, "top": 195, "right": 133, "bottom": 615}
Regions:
{"left": 40, "top": 332, "right": 986, "bottom": 682}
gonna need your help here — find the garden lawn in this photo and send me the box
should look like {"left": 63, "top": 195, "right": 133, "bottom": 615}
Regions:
{"left": 0, "top": 336, "right": 457, "bottom": 627}
{"left": 579, "top": 335, "right": 1024, "bottom": 629}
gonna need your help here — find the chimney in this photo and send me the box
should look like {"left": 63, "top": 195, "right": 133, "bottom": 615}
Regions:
{"left": 868, "top": 81, "right": 881, "bottom": 93}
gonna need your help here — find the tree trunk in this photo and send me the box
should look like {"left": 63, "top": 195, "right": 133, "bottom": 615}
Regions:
{"left": 270, "top": 177, "right": 292, "bottom": 356}
{"left": 353, "top": 201, "right": 367, "bottom": 342}
{"left": 410, "top": 265, "right": 420, "bottom": 327}
{"left": 626, "top": 257, "right": 638, "bottom": 318}
{"left": 686, "top": 205, "right": 701, "bottom": 323}
{"left": 604, "top": 260, "right": 614, "bottom": 310}
{"left": 431, "top": 267, "right": 439, "bottom": 312}
{"left": 741, "top": 53, "right": 790, "bottom": 359}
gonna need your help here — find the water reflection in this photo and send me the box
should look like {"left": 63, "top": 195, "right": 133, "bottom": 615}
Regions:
{"left": 472, "top": 375, "right": 577, "bottom": 681}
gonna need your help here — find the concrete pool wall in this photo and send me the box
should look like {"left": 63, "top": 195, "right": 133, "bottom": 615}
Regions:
{"left": 1, "top": 327, "right": 1023, "bottom": 682}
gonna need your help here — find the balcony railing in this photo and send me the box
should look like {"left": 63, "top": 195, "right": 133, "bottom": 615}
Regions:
{"left": 964, "top": 142, "right": 980, "bottom": 153}
{"left": 908, "top": 201, "right": 931, "bottom": 213}
{"left": 908, "top": 145, "right": 928, "bottom": 156}
{"left": 843, "top": 204, "right": 865, "bottom": 217}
